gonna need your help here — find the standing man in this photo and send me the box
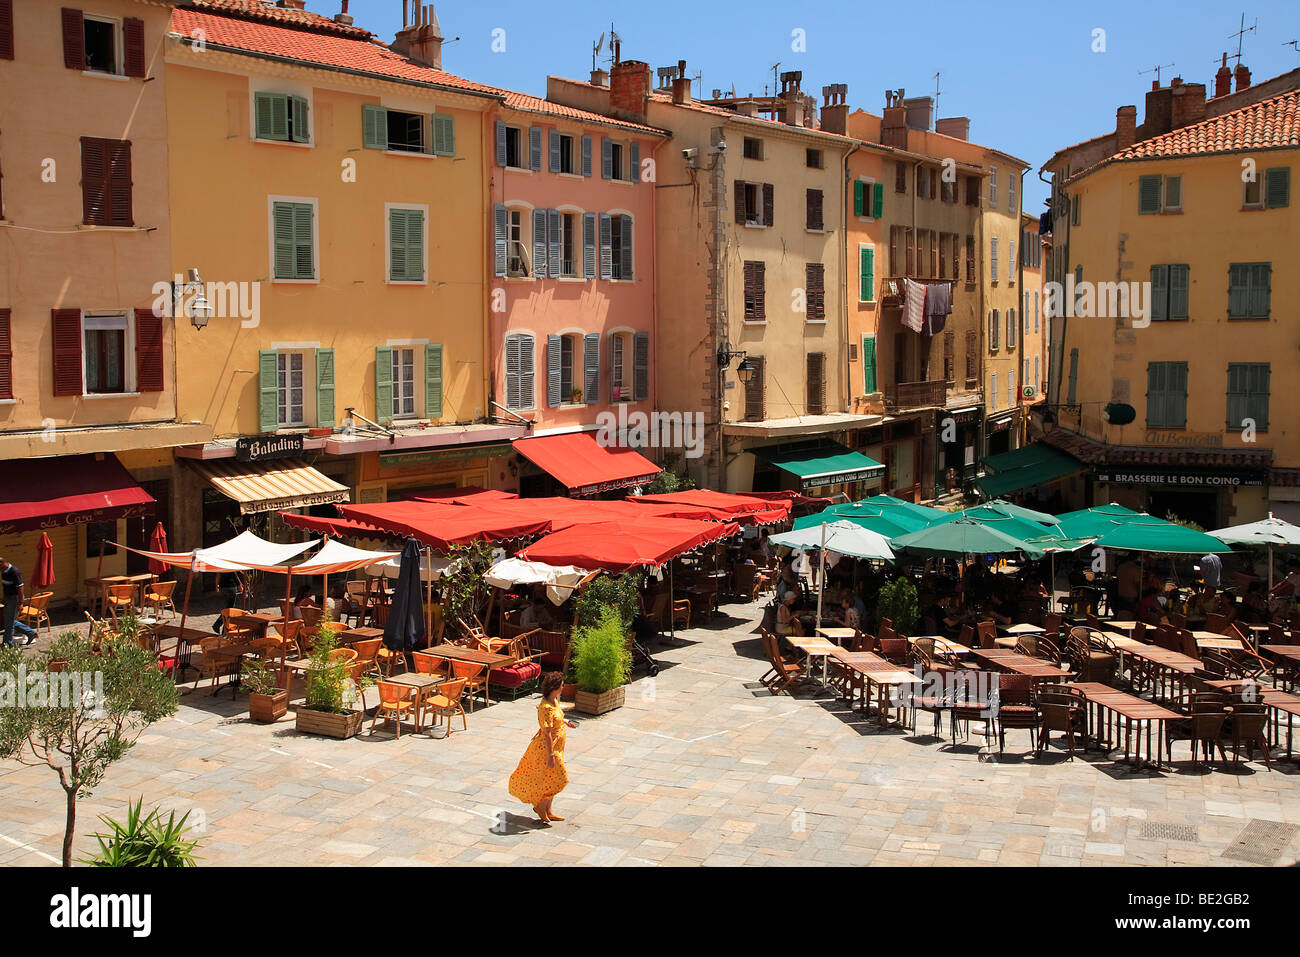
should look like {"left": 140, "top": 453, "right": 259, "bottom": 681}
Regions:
{"left": 0, "top": 557, "right": 38, "bottom": 647}
{"left": 1198, "top": 551, "right": 1222, "bottom": 589}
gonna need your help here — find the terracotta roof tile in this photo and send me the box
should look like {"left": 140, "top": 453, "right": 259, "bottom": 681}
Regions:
{"left": 187, "top": 1, "right": 372, "bottom": 39}
{"left": 498, "top": 91, "right": 667, "bottom": 136}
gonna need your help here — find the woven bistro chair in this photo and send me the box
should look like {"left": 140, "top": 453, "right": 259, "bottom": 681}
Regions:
{"left": 349, "top": 638, "right": 384, "bottom": 683}
{"left": 370, "top": 681, "right": 418, "bottom": 739}
{"left": 1036, "top": 685, "right": 1088, "bottom": 759}
{"left": 105, "top": 584, "right": 138, "bottom": 623}
{"left": 143, "top": 580, "right": 177, "bottom": 621}
{"left": 18, "top": 591, "right": 53, "bottom": 636}
{"left": 1228, "top": 702, "right": 1273, "bottom": 770}
{"left": 994, "top": 673, "right": 1039, "bottom": 753}
{"left": 1165, "top": 692, "right": 1229, "bottom": 767}
{"left": 427, "top": 677, "right": 468, "bottom": 736}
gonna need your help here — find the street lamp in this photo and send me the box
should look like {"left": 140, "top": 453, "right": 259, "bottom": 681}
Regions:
{"left": 717, "top": 342, "right": 755, "bottom": 383}
{"left": 176, "top": 268, "right": 210, "bottom": 331}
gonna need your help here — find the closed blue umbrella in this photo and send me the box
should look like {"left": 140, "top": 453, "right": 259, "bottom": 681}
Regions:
{"left": 383, "top": 537, "right": 427, "bottom": 653}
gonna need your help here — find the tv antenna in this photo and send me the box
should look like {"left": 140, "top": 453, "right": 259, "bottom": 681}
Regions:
{"left": 1138, "top": 62, "right": 1176, "bottom": 83}
{"left": 1228, "top": 13, "right": 1257, "bottom": 66}
{"left": 1286, "top": 39, "right": 1300, "bottom": 54}
{"left": 592, "top": 32, "right": 604, "bottom": 72}
{"left": 769, "top": 61, "right": 781, "bottom": 96}
{"left": 933, "top": 71, "right": 942, "bottom": 118}
{"left": 608, "top": 24, "right": 621, "bottom": 66}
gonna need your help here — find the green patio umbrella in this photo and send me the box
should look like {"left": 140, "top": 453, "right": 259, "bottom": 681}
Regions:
{"left": 1092, "top": 521, "right": 1233, "bottom": 556}
{"left": 1209, "top": 514, "right": 1300, "bottom": 591}
{"left": 792, "top": 505, "right": 916, "bottom": 539}
{"left": 891, "top": 518, "right": 1046, "bottom": 560}
{"left": 857, "top": 494, "right": 949, "bottom": 524}
{"left": 929, "top": 502, "right": 1068, "bottom": 543}
{"left": 1054, "top": 503, "right": 1147, "bottom": 539}
{"left": 770, "top": 520, "right": 894, "bottom": 633}
{"left": 981, "top": 499, "right": 1062, "bottom": 527}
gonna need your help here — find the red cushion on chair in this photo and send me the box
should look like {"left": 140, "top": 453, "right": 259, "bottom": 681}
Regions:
{"left": 539, "top": 652, "right": 565, "bottom": 667}
{"left": 489, "top": 661, "right": 542, "bottom": 688}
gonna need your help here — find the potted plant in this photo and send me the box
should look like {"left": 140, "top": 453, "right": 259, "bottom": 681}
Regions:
{"left": 242, "top": 658, "right": 288, "bottom": 723}
{"left": 294, "top": 617, "right": 367, "bottom": 739}
{"left": 570, "top": 388, "right": 583, "bottom": 404}
{"left": 570, "top": 607, "right": 632, "bottom": 715}
{"left": 877, "top": 576, "right": 919, "bottom": 637}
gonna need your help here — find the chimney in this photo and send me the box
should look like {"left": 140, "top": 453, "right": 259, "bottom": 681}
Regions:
{"left": 277, "top": 0, "right": 306, "bottom": 8}
{"left": 1214, "top": 53, "right": 1232, "bottom": 98}
{"left": 934, "top": 116, "right": 970, "bottom": 140}
{"left": 590, "top": 68, "right": 608, "bottom": 87}
{"left": 1114, "top": 105, "right": 1136, "bottom": 150}
{"left": 609, "top": 59, "right": 651, "bottom": 123}
{"left": 820, "top": 84, "right": 848, "bottom": 135}
{"left": 1142, "top": 83, "right": 1173, "bottom": 138}
{"left": 671, "top": 59, "right": 692, "bottom": 105}
{"left": 1234, "top": 62, "right": 1252, "bottom": 92}
{"left": 881, "top": 88, "right": 907, "bottom": 149}
{"left": 734, "top": 97, "right": 758, "bottom": 117}
{"left": 1170, "top": 79, "right": 1206, "bottom": 130}
{"left": 333, "top": 0, "right": 353, "bottom": 25}
{"left": 392, "top": 3, "right": 444, "bottom": 69}
{"left": 902, "top": 95, "right": 933, "bottom": 132}
{"left": 778, "top": 70, "right": 804, "bottom": 126}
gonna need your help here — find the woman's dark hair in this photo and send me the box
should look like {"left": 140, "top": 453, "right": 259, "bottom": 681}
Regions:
{"left": 295, "top": 584, "right": 313, "bottom": 602}
{"left": 540, "top": 671, "right": 564, "bottom": 698}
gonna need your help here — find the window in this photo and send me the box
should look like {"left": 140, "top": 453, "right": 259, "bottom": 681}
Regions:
{"left": 743, "top": 137, "right": 763, "bottom": 160}
{"left": 989, "top": 309, "right": 999, "bottom": 350}
{"left": 990, "top": 237, "right": 998, "bottom": 282}
{"left": 609, "top": 214, "right": 633, "bottom": 280}
{"left": 272, "top": 201, "right": 315, "bottom": 280}
{"left": 388, "top": 207, "right": 425, "bottom": 282}
{"left": 806, "top": 353, "right": 825, "bottom": 415}
{"left": 1034, "top": 356, "right": 1040, "bottom": 392}
{"left": 561, "top": 213, "right": 578, "bottom": 277}
{"left": 917, "top": 166, "right": 931, "bottom": 199}
{"left": 889, "top": 226, "right": 903, "bottom": 276}
{"left": 965, "top": 235, "right": 975, "bottom": 282}
{"left": 895, "top": 162, "right": 908, "bottom": 194}
{"left": 1007, "top": 308, "right": 1017, "bottom": 350}
{"left": 1227, "top": 263, "right": 1271, "bottom": 319}
{"left": 1009, "top": 172, "right": 1017, "bottom": 212}
{"left": 989, "top": 166, "right": 998, "bottom": 205}
{"left": 965, "top": 331, "right": 977, "bottom": 386}
{"left": 559, "top": 336, "right": 575, "bottom": 400}
{"left": 633, "top": 332, "right": 649, "bottom": 401}
{"left": 938, "top": 234, "right": 947, "bottom": 279}
{"left": 853, "top": 180, "right": 883, "bottom": 219}
{"left": 806, "top": 188, "right": 824, "bottom": 230}
{"left": 1163, "top": 175, "right": 1182, "bottom": 210}
{"left": 1149, "top": 264, "right": 1189, "bottom": 320}
{"left": 610, "top": 332, "right": 627, "bottom": 401}
{"left": 806, "top": 148, "right": 822, "bottom": 169}
{"left": 1139, "top": 174, "right": 1181, "bottom": 213}
{"left": 744, "top": 261, "right": 766, "bottom": 320}
{"left": 965, "top": 175, "right": 979, "bottom": 206}
{"left": 1008, "top": 242, "right": 1016, "bottom": 284}
{"left": 990, "top": 373, "right": 997, "bottom": 412}
{"left": 550, "top": 130, "right": 576, "bottom": 174}
{"left": 504, "top": 333, "right": 535, "bottom": 410}
{"left": 80, "top": 137, "right": 132, "bottom": 227}
{"left": 387, "top": 109, "right": 424, "bottom": 152}
{"left": 277, "top": 352, "right": 305, "bottom": 426}
{"left": 0, "top": 309, "right": 10, "bottom": 400}
{"left": 502, "top": 124, "right": 523, "bottom": 168}
{"left": 1070, "top": 194, "right": 1080, "bottom": 226}
{"left": 62, "top": 10, "right": 144, "bottom": 77}
{"left": 805, "top": 263, "right": 825, "bottom": 320}
{"left": 941, "top": 177, "right": 955, "bottom": 203}
{"left": 609, "top": 141, "right": 625, "bottom": 179}
{"left": 1034, "top": 294, "right": 1039, "bottom": 333}
{"left": 743, "top": 356, "right": 765, "bottom": 421}
{"left": 943, "top": 332, "right": 954, "bottom": 385}
{"left": 1067, "top": 348, "right": 1079, "bottom": 405}
{"left": 1265, "top": 167, "right": 1291, "bottom": 208}
{"left": 390, "top": 347, "right": 416, "bottom": 418}
{"left": 254, "top": 92, "right": 310, "bottom": 144}
{"left": 1244, "top": 177, "right": 1262, "bottom": 208}
{"left": 83, "top": 15, "right": 117, "bottom": 74}
{"left": 1227, "top": 363, "right": 1270, "bottom": 432}
{"left": 506, "top": 208, "right": 530, "bottom": 277}
{"left": 736, "top": 180, "right": 774, "bottom": 227}
{"left": 83, "top": 314, "right": 126, "bottom": 394}
{"left": 1146, "top": 361, "right": 1188, "bottom": 428}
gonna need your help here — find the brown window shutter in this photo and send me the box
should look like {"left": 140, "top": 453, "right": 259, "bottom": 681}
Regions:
{"left": 943, "top": 331, "right": 954, "bottom": 384}
{"left": 805, "top": 262, "right": 824, "bottom": 320}
{"left": 806, "top": 188, "right": 823, "bottom": 230}
{"left": 106, "top": 139, "right": 133, "bottom": 226}
{"left": 80, "top": 136, "right": 107, "bottom": 225}
{"left": 62, "top": 7, "right": 84, "bottom": 70}
{"left": 806, "top": 353, "right": 825, "bottom": 415}
{"left": 0, "top": 0, "right": 14, "bottom": 61}
{"left": 0, "top": 308, "right": 11, "bottom": 399}
{"left": 734, "top": 180, "right": 746, "bottom": 224}
{"left": 965, "top": 330, "right": 977, "bottom": 382}
{"left": 744, "top": 356, "right": 765, "bottom": 421}
{"left": 755, "top": 261, "right": 765, "bottom": 319}
{"left": 52, "top": 308, "right": 82, "bottom": 396}
{"left": 123, "top": 17, "right": 145, "bottom": 77}
{"left": 135, "top": 307, "right": 164, "bottom": 392}
{"left": 762, "top": 182, "right": 774, "bottom": 227}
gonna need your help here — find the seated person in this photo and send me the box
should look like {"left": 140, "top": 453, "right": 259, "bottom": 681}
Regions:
{"left": 325, "top": 582, "right": 349, "bottom": 620}
{"left": 1240, "top": 581, "right": 1270, "bottom": 625}
{"left": 289, "top": 583, "right": 320, "bottom": 621}
{"left": 833, "top": 594, "right": 862, "bottom": 631}
{"left": 520, "top": 590, "right": 556, "bottom": 631}
{"left": 1136, "top": 587, "right": 1165, "bottom": 625}
{"left": 774, "top": 591, "right": 799, "bottom": 637}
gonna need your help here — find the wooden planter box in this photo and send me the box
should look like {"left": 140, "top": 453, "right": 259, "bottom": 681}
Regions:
{"left": 248, "top": 690, "right": 289, "bottom": 723}
{"left": 295, "top": 706, "right": 364, "bottom": 739}
{"left": 574, "top": 686, "right": 625, "bottom": 716}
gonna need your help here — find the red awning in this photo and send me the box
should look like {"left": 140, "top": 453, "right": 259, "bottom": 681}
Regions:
{"left": 518, "top": 518, "right": 740, "bottom": 572}
{"left": 0, "top": 454, "right": 155, "bottom": 534}
{"left": 280, "top": 512, "right": 402, "bottom": 540}
{"left": 337, "top": 501, "right": 551, "bottom": 551}
{"left": 632, "top": 489, "right": 791, "bottom": 524}
{"left": 513, "top": 433, "right": 658, "bottom": 496}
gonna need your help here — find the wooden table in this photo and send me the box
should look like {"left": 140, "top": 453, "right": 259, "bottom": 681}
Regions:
{"left": 84, "top": 573, "right": 154, "bottom": 617}
{"left": 907, "top": 634, "right": 972, "bottom": 657}
{"left": 339, "top": 626, "right": 385, "bottom": 644}
{"left": 829, "top": 649, "right": 922, "bottom": 726}
{"left": 202, "top": 637, "right": 272, "bottom": 697}
{"left": 1116, "top": 643, "right": 1202, "bottom": 700}
{"left": 969, "top": 648, "right": 1072, "bottom": 684}
{"left": 1073, "top": 681, "right": 1181, "bottom": 770}
{"left": 424, "top": 643, "right": 512, "bottom": 706}
{"left": 1001, "top": 622, "right": 1046, "bottom": 635}
{"left": 1192, "top": 632, "right": 1246, "bottom": 652}
{"left": 789, "top": 634, "right": 839, "bottom": 684}
{"left": 816, "top": 627, "right": 858, "bottom": 647}
{"left": 1260, "top": 645, "right": 1300, "bottom": 691}
{"left": 385, "top": 672, "right": 445, "bottom": 733}
{"left": 146, "top": 624, "right": 219, "bottom": 679}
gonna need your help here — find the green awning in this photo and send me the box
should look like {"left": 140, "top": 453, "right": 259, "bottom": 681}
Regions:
{"left": 753, "top": 442, "right": 885, "bottom": 491}
{"left": 977, "top": 444, "right": 1081, "bottom": 498}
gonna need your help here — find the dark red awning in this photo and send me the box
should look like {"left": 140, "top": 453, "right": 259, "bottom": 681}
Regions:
{"left": 512, "top": 432, "right": 658, "bottom": 496}
{"left": 518, "top": 518, "right": 739, "bottom": 572}
{"left": 0, "top": 454, "right": 154, "bottom": 534}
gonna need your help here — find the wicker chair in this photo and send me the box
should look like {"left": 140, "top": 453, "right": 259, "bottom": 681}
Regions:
{"left": 1228, "top": 702, "right": 1272, "bottom": 770}
{"left": 370, "top": 681, "right": 417, "bottom": 738}
{"left": 1165, "top": 693, "right": 1229, "bottom": 767}
{"left": 994, "top": 673, "right": 1038, "bottom": 752}
{"left": 142, "top": 580, "right": 177, "bottom": 621}
{"left": 1036, "top": 685, "right": 1088, "bottom": 759}
{"left": 18, "top": 591, "right": 53, "bottom": 635}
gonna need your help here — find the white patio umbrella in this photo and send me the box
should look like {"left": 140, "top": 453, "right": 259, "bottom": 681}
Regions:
{"left": 770, "top": 520, "right": 894, "bottom": 631}
{"left": 1210, "top": 514, "right": 1300, "bottom": 592}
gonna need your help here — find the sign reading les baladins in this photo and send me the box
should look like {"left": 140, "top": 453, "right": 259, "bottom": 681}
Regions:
{"left": 235, "top": 434, "right": 304, "bottom": 463}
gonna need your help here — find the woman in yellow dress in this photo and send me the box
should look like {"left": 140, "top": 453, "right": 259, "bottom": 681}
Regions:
{"left": 509, "top": 671, "right": 577, "bottom": 823}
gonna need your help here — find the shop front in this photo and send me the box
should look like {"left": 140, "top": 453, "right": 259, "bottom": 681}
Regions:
{"left": 747, "top": 440, "right": 885, "bottom": 501}
{"left": 1091, "top": 466, "right": 1269, "bottom": 530}
{"left": 937, "top": 405, "right": 981, "bottom": 496}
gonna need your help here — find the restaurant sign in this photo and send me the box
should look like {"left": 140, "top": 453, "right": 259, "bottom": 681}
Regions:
{"left": 1093, "top": 469, "right": 1266, "bottom": 488}
{"left": 801, "top": 466, "right": 886, "bottom": 491}
{"left": 236, "top": 434, "right": 304, "bottom": 462}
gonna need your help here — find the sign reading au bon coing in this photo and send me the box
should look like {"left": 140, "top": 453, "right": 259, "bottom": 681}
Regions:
{"left": 235, "top": 434, "right": 304, "bottom": 462}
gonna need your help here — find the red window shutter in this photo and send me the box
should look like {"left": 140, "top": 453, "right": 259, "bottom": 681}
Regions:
{"left": 734, "top": 180, "right": 746, "bottom": 224}
{"left": 123, "top": 17, "right": 145, "bottom": 77}
{"left": 105, "top": 139, "right": 133, "bottom": 226}
{"left": 0, "top": 308, "right": 12, "bottom": 399}
{"left": 762, "top": 182, "right": 774, "bottom": 226}
{"left": 80, "top": 136, "right": 107, "bottom": 225}
{"left": 51, "top": 308, "right": 82, "bottom": 396}
{"left": 61, "top": 7, "right": 84, "bottom": 70}
{"left": 135, "top": 307, "right": 163, "bottom": 392}
{"left": 0, "top": 0, "right": 14, "bottom": 61}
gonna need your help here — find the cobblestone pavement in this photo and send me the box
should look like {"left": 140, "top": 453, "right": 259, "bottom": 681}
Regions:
{"left": 2, "top": 599, "right": 1299, "bottom": 866}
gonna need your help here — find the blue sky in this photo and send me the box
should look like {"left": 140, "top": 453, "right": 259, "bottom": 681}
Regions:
{"left": 342, "top": 0, "right": 1300, "bottom": 211}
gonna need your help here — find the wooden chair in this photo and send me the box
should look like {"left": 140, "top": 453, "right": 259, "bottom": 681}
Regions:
{"left": 376, "top": 641, "right": 407, "bottom": 678}
{"left": 196, "top": 636, "right": 239, "bottom": 695}
{"left": 271, "top": 618, "right": 303, "bottom": 659}
{"left": 976, "top": 620, "right": 997, "bottom": 649}
{"left": 105, "top": 584, "right": 138, "bottom": 622}
{"left": 1036, "top": 684, "right": 1087, "bottom": 759}
{"left": 370, "top": 681, "right": 417, "bottom": 738}
{"left": 994, "top": 673, "right": 1039, "bottom": 752}
{"left": 142, "top": 580, "right": 177, "bottom": 620}
{"left": 878, "top": 637, "right": 910, "bottom": 666}
{"left": 957, "top": 623, "right": 975, "bottom": 650}
{"left": 450, "top": 659, "right": 487, "bottom": 712}
{"left": 759, "top": 629, "right": 805, "bottom": 695}
{"left": 1042, "top": 612, "right": 1062, "bottom": 643}
{"left": 298, "top": 605, "right": 323, "bottom": 629}
{"left": 344, "top": 580, "right": 370, "bottom": 627}
{"left": 18, "top": 591, "right": 53, "bottom": 636}
{"left": 732, "top": 563, "right": 761, "bottom": 603}
{"left": 427, "top": 677, "right": 468, "bottom": 736}
{"left": 1228, "top": 702, "right": 1272, "bottom": 770}
{"left": 1205, "top": 612, "right": 1229, "bottom": 635}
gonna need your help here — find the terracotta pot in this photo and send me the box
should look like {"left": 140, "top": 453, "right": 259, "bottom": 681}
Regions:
{"left": 248, "top": 689, "right": 289, "bottom": 723}
{"left": 574, "top": 685, "right": 625, "bottom": 716}
{"left": 294, "top": 707, "right": 364, "bottom": 739}
{"left": 560, "top": 682, "right": 578, "bottom": 702}
{"left": 307, "top": 427, "right": 332, "bottom": 438}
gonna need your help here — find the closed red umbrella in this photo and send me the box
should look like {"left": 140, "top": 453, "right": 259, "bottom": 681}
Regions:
{"left": 31, "top": 533, "right": 55, "bottom": 589}
{"left": 148, "top": 522, "right": 169, "bottom": 575}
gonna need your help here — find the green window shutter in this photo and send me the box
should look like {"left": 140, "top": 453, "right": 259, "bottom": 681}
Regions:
{"left": 1146, "top": 362, "right": 1166, "bottom": 427}
{"left": 425, "top": 343, "right": 443, "bottom": 419}
{"left": 1150, "top": 265, "right": 1169, "bottom": 321}
{"left": 316, "top": 348, "right": 335, "bottom": 427}
{"left": 872, "top": 182, "right": 884, "bottom": 218}
{"left": 292, "top": 203, "right": 313, "bottom": 279}
{"left": 374, "top": 346, "right": 393, "bottom": 424}
{"left": 1171, "top": 362, "right": 1188, "bottom": 428}
{"left": 272, "top": 202, "right": 295, "bottom": 279}
{"left": 255, "top": 92, "right": 288, "bottom": 140}
{"left": 1138, "top": 174, "right": 1161, "bottom": 213}
{"left": 432, "top": 114, "right": 455, "bottom": 156}
{"left": 289, "top": 95, "right": 309, "bottom": 143}
{"left": 862, "top": 336, "right": 877, "bottom": 394}
{"left": 362, "top": 105, "right": 387, "bottom": 149}
{"left": 1248, "top": 263, "right": 1271, "bottom": 317}
{"left": 1169, "top": 264, "right": 1189, "bottom": 319}
{"left": 389, "top": 209, "right": 408, "bottom": 280}
{"left": 258, "top": 350, "right": 279, "bottom": 432}
{"left": 859, "top": 246, "right": 874, "bottom": 302}
{"left": 853, "top": 180, "right": 864, "bottom": 217}
{"left": 1228, "top": 263, "right": 1249, "bottom": 317}
{"left": 1254, "top": 363, "right": 1270, "bottom": 432}
{"left": 1226, "top": 363, "right": 1245, "bottom": 430}
{"left": 1265, "top": 167, "right": 1290, "bottom": 208}
{"left": 406, "top": 209, "right": 424, "bottom": 281}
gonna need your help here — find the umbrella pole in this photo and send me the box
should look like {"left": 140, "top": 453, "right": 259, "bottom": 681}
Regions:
{"left": 426, "top": 546, "right": 434, "bottom": 645}
{"left": 669, "top": 561, "right": 675, "bottom": 641}
{"left": 174, "top": 553, "right": 196, "bottom": 685}
{"left": 815, "top": 524, "right": 827, "bottom": 632}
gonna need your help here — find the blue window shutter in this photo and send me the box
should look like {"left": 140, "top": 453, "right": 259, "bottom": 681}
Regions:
{"left": 362, "top": 105, "right": 387, "bottom": 149}
{"left": 519, "top": 334, "right": 535, "bottom": 408}
{"left": 620, "top": 216, "right": 633, "bottom": 279}
{"left": 598, "top": 213, "right": 613, "bottom": 279}
{"left": 425, "top": 343, "right": 443, "bottom": 419}
{"left": 601, "top": 137, "right": 612, "bottom": 179}
{"left": 630, "top": 142, "right": 641, "bottom": 183}
{"left": 548, "top": 209, "right": 562, "bottom": 277}
{"left": 493, "top": 204, "right": 507, "bottom": 277}
{"left": 633, "top": 332, "right": 649, "bottom": 401}
{"left": 584, "top": 333, "right": 600, "bottom": 403}
{"left": 495, "top": 120, "right": 507, "bottom": 166}
{"left": 581, "top": 135, "right": 592, "bottom": 177}
{"left": 432, "top": 113, "right": 455, "bottom": 156}
{"left": 375, "top": 346, "right": 393, "bottom": 424}
{"left": 546, "top": 334, "right": 562, "bottom": 407}
{"left": 549, "top": 129, "right": 561, "bottom": 172}
{"left": 1169, "top": 264, "right": 1189, "bottom": 319}
{"left": 529, "top": 126, "right": 542, "bottom": 171}
{"left": 582, "top": 212, "right": 596, "bottom": 279}
{"left": 258, "top": 350, "right": 278, "bottom": 432}
{"left": 316, "top": 348, "right": 335, "bottom": 427}
{"left": 532, "top": 209, "right": 548, "bottom": 278}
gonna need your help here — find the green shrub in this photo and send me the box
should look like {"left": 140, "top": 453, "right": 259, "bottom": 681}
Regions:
{"left": 570, "top": 607, "right": 632, "bottom": 694}
{"left": 241, "top": 657, "right": 280, "bottom": 697}
{"left": 877, "top": 576, "right": 919, "bottom": 635}
{"left": 574, "top": 571, "right": 640, "bottom": 630}
{"left": 303, "top": 607, "right": 369, "bottom": 713}
{"left": 84, "top": 798, "right": 200, "bottom": 867}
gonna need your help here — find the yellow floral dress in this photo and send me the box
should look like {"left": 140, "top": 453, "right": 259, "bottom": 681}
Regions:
{"left": 509, "top": 701, "right": 568, "bottom": 806}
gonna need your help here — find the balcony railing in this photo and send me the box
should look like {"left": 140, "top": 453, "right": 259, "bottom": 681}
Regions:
{"left": 890, "top": 380, "right": 948, "bottom": 410}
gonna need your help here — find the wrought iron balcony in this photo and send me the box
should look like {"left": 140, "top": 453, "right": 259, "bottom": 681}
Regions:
{"left": 889, "top": 379, "right": 948, "bottom": 410}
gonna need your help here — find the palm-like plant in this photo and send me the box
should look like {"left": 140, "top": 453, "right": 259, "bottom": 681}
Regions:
{"left": 83, "top": 798, "right": 201, "bottom": 867}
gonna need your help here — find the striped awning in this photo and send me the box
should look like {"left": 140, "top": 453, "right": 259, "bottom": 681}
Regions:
{"left": 189, "top": 457, "right": 349, "bottom": 514}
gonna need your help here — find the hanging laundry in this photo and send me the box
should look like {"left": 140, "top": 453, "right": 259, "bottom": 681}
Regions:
{"left": 903, "top": 278, "right": 927, "bottom": 333}
{"left": 925, "top": 281, "right": 952, "bottom": 335}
